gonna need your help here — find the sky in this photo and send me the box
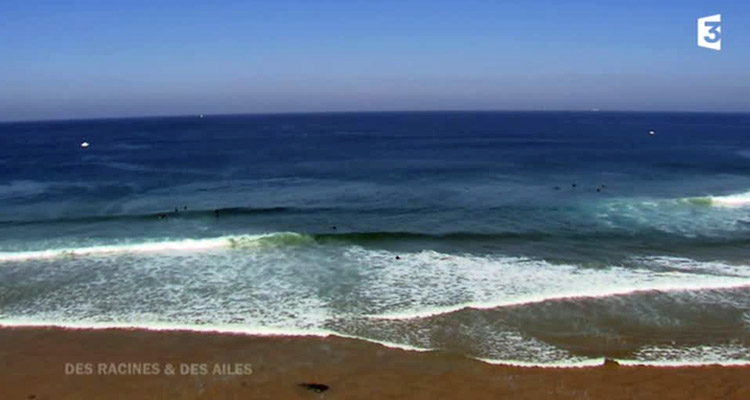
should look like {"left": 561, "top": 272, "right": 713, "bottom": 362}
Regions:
{"left": 1, "top": 0, "right": 749, "bottom": 121}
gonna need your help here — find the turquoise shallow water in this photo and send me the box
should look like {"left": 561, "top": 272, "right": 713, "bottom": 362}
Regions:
{"left": 1, "top": 111, "right": 750, "bottom": 365}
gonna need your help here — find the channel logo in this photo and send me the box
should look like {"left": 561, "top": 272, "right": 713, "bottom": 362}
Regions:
{"left": 697, "top": 14, "right": 721, "bottom": 51}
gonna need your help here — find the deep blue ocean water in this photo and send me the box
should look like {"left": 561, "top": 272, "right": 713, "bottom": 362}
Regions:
{"left": 1, "top": 111, "right": 750, "bottom": 365}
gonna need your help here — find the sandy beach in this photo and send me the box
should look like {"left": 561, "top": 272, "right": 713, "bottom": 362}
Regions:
{"left": 0, "top": 326, "right": 748, "bottom": 399}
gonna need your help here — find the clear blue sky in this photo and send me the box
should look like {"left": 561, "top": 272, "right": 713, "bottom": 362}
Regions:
{"left": 1, "top": 0, "right": 749, "bottom": 121}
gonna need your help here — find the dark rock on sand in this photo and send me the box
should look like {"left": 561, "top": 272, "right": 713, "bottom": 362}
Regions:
{"left": 603, "top": 358, "right": 620, "bottom": 367}
{"left": 299, "top": 383, "right": 330, "bottom": 393}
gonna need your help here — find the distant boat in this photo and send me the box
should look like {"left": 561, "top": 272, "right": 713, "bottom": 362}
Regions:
{"left": 199, "top": 114, "right": 204, "bottom": 118}
{"left": 648, "top": 130, "right": 655, "bottom": 136}
{"left": 80, "top": 141, "right": 90, "bottom": 148}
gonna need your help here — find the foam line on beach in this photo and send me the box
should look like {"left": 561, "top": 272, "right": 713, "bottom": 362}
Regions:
{"left": 0, "top": 319, "right": 333, "bottom": 338}
{"left": 615, "top": 359, "right": 750, "bottom": 367}
{"left": 2, "top": 320, "right": 747, "bottom": 369}
{"left": 0, "top": 319, "right": 431, "bottom": 353}
{"left": 478, "top": 357, "right": 750, "bottom": 368}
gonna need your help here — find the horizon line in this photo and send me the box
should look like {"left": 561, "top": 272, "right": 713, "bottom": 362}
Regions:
{"left": 2, "top": 108, "right": 750, "bottom": 125}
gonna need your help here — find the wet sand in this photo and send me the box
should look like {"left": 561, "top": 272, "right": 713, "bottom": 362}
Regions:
{"left": 1, "top": 326, "right": 748, "bottom": 399}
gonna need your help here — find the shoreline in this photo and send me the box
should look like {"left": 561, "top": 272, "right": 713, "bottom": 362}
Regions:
{"left": 4, "top": 321, "right": 749, "bottom": 369}
{"left": 2, "top": 326, "right": 749, "bottom": 399}
{"left": 2, "top": 321, "right": 749, "bottom": 368}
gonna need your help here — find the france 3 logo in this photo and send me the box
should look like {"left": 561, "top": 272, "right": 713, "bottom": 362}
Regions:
{"left": 697, "top": 14, "right": 721, "bottom": 51}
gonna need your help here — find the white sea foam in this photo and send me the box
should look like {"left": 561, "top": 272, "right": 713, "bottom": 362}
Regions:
{"left": 617, "top": 359, "right": 750, "bottom": 367}
{"left": 668, "top": 190, "right": 750, "bottom": 208}
{"left": 361, "top": 250, "right": 750, "bottom": 320}
{"left": 596, "top": 191, "right": 750, "bottom": 237}
{"left": 635, "top": 256, "right": 750, "bottom": 278}
{"left": 479, "top": 356, "right": 750, "bottom": 368}
{"left": 4, "top": 244, "right": 749, "bottom": 327}
{"left": 477, "top": 357, "right": 610, "bottom": 368}
{"left": 0, "top": 319, "right": 333, "bottom": 337}
{"left": 629, "top": 343, "right": 750, "bottom": 367}
{"left": 0, "top": 238, "right": 226, "bottom": 262}
{"left": 705, "top": 191, "right": 750, "bottom": 208}
{"left": 2, "top": 244, "right": 749, "bottom": 366}
{"left": 0, "top": 233, "right": 311, "bottom": 263}
{"left": 0, "top": 319, "right": 431, "bottom": 353}
{"left": 367, "top": 281, "right": 750, "bottom": 321}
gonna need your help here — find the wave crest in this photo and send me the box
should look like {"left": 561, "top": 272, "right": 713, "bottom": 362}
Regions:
{"left": 682, "top": 191, "right": 750, "bottom": 208}
{"left": 0, "top": 232, "right": 314, "bottom": 263}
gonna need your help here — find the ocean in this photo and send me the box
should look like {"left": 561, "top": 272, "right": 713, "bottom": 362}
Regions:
{"left": 1, "top": 111, "right": 750, "bottom": 366}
